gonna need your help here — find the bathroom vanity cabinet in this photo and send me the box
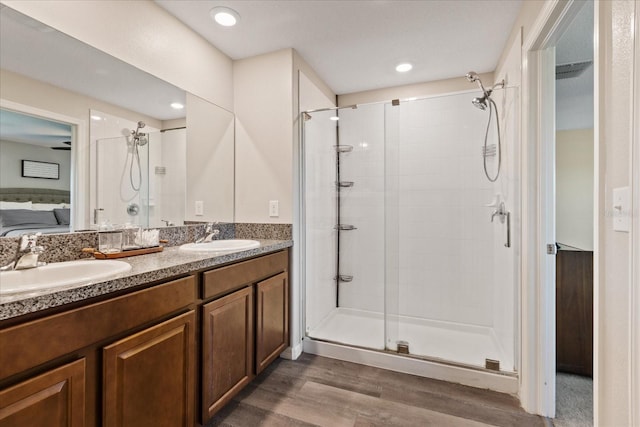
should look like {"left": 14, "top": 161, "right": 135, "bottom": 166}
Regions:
{"left": 0, "top": 248, "right": 290, "bottom": 427}
{"left": 200, "top": 250, "right": 289, "bottom": 421}
{"left": 0, "top": 275, "right": 197, "bottom": 426}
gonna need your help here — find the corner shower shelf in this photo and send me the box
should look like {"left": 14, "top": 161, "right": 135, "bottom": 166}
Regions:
{"left": 334, "top": 145, "right": 354, "bottom": 153}
{"left": 336, "top": 181, "right": 354, "bottom": 188}
{"left": 334, "top": 224, "right": 357, "bottom": 231}
{"left": 335, "top": 275, "right": 353, "bottom": 283}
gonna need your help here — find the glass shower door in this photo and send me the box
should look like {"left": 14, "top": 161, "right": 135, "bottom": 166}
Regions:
{"left": 94, "top": 135, "right": 149, "bottom": 228}
{"left": 382, "top": 90, "right": 518, "bottom": 372}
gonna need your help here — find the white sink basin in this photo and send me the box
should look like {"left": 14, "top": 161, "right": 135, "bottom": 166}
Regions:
{"left": 179, "top": 239, "right": 260, "bottom": 253}
{"left": 0, "top": 260, "right": 132, "bottom": 294}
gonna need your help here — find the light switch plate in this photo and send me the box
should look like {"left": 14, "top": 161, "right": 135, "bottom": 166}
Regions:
{"left": 613, "top": 187, "right": 630, "bottom": 232}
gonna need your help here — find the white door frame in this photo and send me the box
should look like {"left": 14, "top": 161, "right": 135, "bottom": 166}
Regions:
{"left": 519, "top": 0, "right": 593, "bottom": 417}
{"left": 631, "top": 2, "right": 640, "bottom": 424}
{"left": 0, "top": 99, "right": 88, "bottom": 230}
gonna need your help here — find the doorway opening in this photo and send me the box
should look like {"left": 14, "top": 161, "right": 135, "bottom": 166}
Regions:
{"left": 553, "top": 2, "right": 594, "bottom": 425}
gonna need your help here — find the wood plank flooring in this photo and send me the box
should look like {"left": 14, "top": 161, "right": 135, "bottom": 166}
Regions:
{"left": 207, "top": 353, "right": 546, "bottom": 427}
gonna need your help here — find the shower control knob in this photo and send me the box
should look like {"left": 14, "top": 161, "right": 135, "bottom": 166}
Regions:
{"left": 127, "top": 203, "right": 140, "bottom": 216}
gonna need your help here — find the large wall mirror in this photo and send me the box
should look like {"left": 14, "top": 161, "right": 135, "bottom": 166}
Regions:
{"left": 0, "top": 5, "right": 234, "bottom": 237}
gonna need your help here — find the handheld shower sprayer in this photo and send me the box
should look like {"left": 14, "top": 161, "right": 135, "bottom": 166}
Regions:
{"left": 131, "top": 121, "right": 147, "bottom": 146}
{"left": 466, "top": 71, "right": 505, "bottom": 182}
{"left": 129, "top": 120, "right": 148, "bottom": 191}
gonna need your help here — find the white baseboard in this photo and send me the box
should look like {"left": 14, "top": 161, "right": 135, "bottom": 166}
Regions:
{"left": 303, "top": 338, "right": 518, "bottom": 394}
{"left": 280, "top": 342, "right": 304, "bottom": 360}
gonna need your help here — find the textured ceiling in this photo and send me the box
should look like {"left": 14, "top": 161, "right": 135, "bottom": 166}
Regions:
{"left": 156, "top": 0, "right": 523, "bottom": 95}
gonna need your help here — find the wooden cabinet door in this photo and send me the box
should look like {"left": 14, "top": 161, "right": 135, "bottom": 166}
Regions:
{"left": 103, "top": 311, "right": 195, "bottom": 427}
{"left": 556, "top": 250, "right": 593, "bottom": 376}
{"left": 202, "top": 286, "right": 253, "bottom": 421}
{"left": 0, "top": 359, "right": 85, "bottom": 427}
{"left": 256, "top": 272, "right": 289, "bottom": 374}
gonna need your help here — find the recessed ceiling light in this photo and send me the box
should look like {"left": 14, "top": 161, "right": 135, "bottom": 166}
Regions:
{"left": 91, "top": 115, "right": 103, "bottom": 121}
{"left": 329, "top": 116, "right": 340, "bottom": 121}
{"left": 170, "top": 102, "right": 185, "bottom": 110}
{"left": 210, "top": 6, "right": 240, "bottom": 27}
{"left": 396, "top": 63, "right": 413, "bottom": 73}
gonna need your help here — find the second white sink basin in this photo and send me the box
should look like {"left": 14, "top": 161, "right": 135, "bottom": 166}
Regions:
{"left": 0, "top": 260, "right": 132, "bottom": 295}
{"left": 179, "top": 239, "right": 260, "bottom": 253}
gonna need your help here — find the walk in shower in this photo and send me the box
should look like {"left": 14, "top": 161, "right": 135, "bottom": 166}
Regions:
{"left": 302, "top": 86, "right": 519, "bottom": 378}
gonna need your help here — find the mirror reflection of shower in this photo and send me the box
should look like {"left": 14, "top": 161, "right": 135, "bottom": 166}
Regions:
{"left": 466, "top": 71, "right": 504, "bottom": 182}
{"left": 129, "top": 121, "right": 147, "bottom": 191}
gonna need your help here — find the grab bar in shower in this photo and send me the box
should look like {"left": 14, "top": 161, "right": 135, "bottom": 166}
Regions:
{"left": 336, "top": 181, "right": 354, "bottom": 188}
{"left": 335, "top": 224, "right": 357, "bottom": 231}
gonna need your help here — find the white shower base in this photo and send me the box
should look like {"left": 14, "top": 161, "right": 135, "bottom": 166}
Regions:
{"left": 307, "top": 307, "right": 513, "bottom": 372}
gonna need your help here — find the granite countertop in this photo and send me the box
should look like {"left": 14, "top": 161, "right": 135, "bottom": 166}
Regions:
{"left": 0, "top": 239, "right": 292, "bottom": 321}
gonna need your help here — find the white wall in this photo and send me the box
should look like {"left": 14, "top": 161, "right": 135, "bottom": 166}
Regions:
{"left": 595, "top": 1, "right": 636, "bottom": 425}
{"left": 185, "top": 93, "right": 234, "bottom": 223}
{"left": 0, "top": 140, "right": 71, "bottom": 190}
{"left": 156, "top": 128, "right": 186, "bottom": 228}
{"left": 2, "top": 0, "right": 233, "bottom": 111}
{"left": 556, "top": 129, "right": 594, "bottom": 251}
{"left": 234, "top": 49, "right": 293, "bottom": 224}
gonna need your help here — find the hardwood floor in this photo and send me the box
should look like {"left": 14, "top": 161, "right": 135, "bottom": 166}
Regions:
{"left": 208, "top": 353, "right": 546, "bottom": 427}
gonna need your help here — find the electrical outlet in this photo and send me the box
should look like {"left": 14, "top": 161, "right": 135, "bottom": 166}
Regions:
{"left": 195, "top": 200, "right": 204, "bottom": 216}
{"left": 269, "top": 200, "right": 279, "bottom": 217}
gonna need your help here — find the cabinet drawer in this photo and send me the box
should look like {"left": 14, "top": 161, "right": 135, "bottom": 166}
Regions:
{"left": 0, "top": 275, "right": 196, "bottom": 380}
{"left": 202, "top": 250, "right": 288, "bottom": 299}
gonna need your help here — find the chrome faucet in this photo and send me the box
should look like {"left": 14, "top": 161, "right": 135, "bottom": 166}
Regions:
{"left": 196, "top": 223, "right": 220, "bottom": 243}
{"left": 0, "top": 233, "right": 47, "bottom": 271}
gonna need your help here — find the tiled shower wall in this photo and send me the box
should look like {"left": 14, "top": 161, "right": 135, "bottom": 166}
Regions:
{"left": 338, "top": 93, "right": 511, "bottom": 328}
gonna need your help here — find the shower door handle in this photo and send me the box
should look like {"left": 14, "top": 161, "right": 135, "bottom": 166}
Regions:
{"left": 504, "top": 212, "right": 511, "bottom": 248}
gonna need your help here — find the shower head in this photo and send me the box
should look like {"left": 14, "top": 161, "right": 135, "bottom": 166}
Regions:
{"left": 472, "top": 96, "right": 488, "bottom": 110}
{"left": 131, "top": 121, "right": 147, "bottom": 145}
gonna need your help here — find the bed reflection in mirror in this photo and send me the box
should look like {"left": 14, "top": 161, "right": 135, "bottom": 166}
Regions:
{"left": 0, "top": 109, "right": 72, "bottom": 236}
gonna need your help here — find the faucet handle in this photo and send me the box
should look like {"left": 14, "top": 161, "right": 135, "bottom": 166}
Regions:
{"left": 19, "top": 232, "right": 42, "bottom": 250}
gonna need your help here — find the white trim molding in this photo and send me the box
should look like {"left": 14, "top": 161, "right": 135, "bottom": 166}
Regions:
{"left": 519, "top": 0, "right": 590, "bottom": 417}
{"left": 0, "top": 99, "right": 88, "bottom": 230}
{"left": 631, "top": 1, "right": 640, "bottom": 424}
{"left": 304, "top": 339, "right": 519, "bottom": 394}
